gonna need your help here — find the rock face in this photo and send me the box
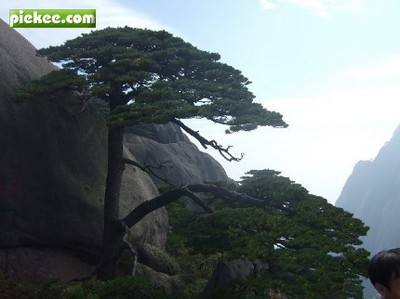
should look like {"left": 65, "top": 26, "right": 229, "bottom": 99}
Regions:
{"left": 202, "top": 259, "right": 256, "bottom": 298}
{"left": 125, "top": 123, "right": 229, "bottom": 187}
{"left": 336, "top": 124, "right": 400, "bottom": 299}
{"left": 0, "top": 19, "right": 55, "bottom": 101}
{"left": 201, "top": 259, "right": 287, "bottom": 299}
{"left": 0, "top": 18, "right": 168, "bottom": 281}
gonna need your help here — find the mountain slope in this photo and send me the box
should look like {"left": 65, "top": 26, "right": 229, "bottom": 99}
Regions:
{"left": 336, "top": 124, "right": 400, "bottom": 299}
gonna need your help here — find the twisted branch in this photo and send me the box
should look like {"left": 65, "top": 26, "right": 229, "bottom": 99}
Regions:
{"left": 122, "top": 187, "right": 213, "bottom": 229}
{"left": 172, "top": 119, "right": 244, "bottom": 162}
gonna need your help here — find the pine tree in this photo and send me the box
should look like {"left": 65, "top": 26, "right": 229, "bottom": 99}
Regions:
{"left": 15, "top": 27, "right": 287, "bottom": 280}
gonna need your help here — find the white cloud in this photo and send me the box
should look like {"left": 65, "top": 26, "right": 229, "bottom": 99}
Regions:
{"left": 288, "top": 0, "right": 330, "bottom": 17}
{"left": 0, "top": 0, "right": 169, "bottom": 49}
{"left": 326, "top": 0, "right": 367, "bottom": 13}
{"left": 259, "top": 0, "right": 367, "bottom": 17}
{"left": 345, "top": 55, "right": 400, "bottom": 80}
{"left": 259, "top": 0, "right": 278, "bottom": 10}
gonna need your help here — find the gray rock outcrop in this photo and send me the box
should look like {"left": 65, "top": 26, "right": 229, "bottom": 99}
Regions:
{"left": 202, "top": 259, "right": 255, "bottom": 297}
{"left": 125, "top": 123, "right": 229, "bottom": 187}
{"left": 202, "top": 259, "right": 287, "bottom": 299}
{"left": 0, "top": 19, "right": 55, "bottom": 101}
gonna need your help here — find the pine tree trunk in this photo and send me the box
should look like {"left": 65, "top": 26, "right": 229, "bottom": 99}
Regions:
{"left": 97, "top": 125, "right": 125, "bottom": 280}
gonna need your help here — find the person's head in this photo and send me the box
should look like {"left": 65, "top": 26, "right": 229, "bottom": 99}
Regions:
{"left": 368, "top": 248, "right": 400, "bottom": 299}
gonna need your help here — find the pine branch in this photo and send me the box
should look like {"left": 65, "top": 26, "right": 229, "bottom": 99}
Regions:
{"left": 187, "top": 184, "right": 265, "bottom": 207}
{"left": 122, "top": 183, "right": 266, "bottom": 230}
{"left": 122, "top": 187, "right": 213, "bottom": 229}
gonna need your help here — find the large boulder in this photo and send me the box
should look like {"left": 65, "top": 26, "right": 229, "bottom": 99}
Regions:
{"left": 203, "top": 259, "right": 255, "bottom": 295}
{"left": 0, "top": 18, "right": 168, "bottom": 281}
{"left": 201, "top": 259, "right": 287, "bottom": 299}
{"left": 137, "top": 243, "right": 180, "bottom": 276}
{"left": 135, "top": 263, "right": 186, "bottom": 296}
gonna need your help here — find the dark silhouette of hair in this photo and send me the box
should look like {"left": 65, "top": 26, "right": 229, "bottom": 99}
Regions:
{"left": 368, "top": 248, "right": 400, "bottom": 289}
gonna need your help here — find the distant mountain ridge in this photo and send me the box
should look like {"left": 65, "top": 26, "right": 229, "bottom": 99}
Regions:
{"left": 336, "top": 123, "right": 400, "bottom": 299}
{"left": 336, "top": 124, "right": 400, "bottom": 253}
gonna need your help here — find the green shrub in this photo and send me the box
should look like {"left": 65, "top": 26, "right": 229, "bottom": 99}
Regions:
{"left": 89, "top": 276, "right": 174, "bottom": 299}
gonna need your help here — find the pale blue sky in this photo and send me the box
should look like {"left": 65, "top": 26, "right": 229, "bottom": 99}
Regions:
{"left": 2, "top": 0, "right": 400, "bottom": 203}
{"left": 124, "top": 0, "right": 400, "bottom": 98}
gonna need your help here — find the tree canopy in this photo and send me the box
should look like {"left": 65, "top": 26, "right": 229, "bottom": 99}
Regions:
{"left": 29, "top": 27, "right": 286, "bottom": 133}
{"left": 168, "top": 170, "right": 370, "bottom": 298}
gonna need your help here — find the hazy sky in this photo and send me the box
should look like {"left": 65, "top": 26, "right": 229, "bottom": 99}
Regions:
{"left": 2, "top": 0, "right": 400, "bottom": 204}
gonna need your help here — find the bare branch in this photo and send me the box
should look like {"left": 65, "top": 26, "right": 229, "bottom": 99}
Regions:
{"left": 172, "top": 119, "right": 244, "bottom": 162}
